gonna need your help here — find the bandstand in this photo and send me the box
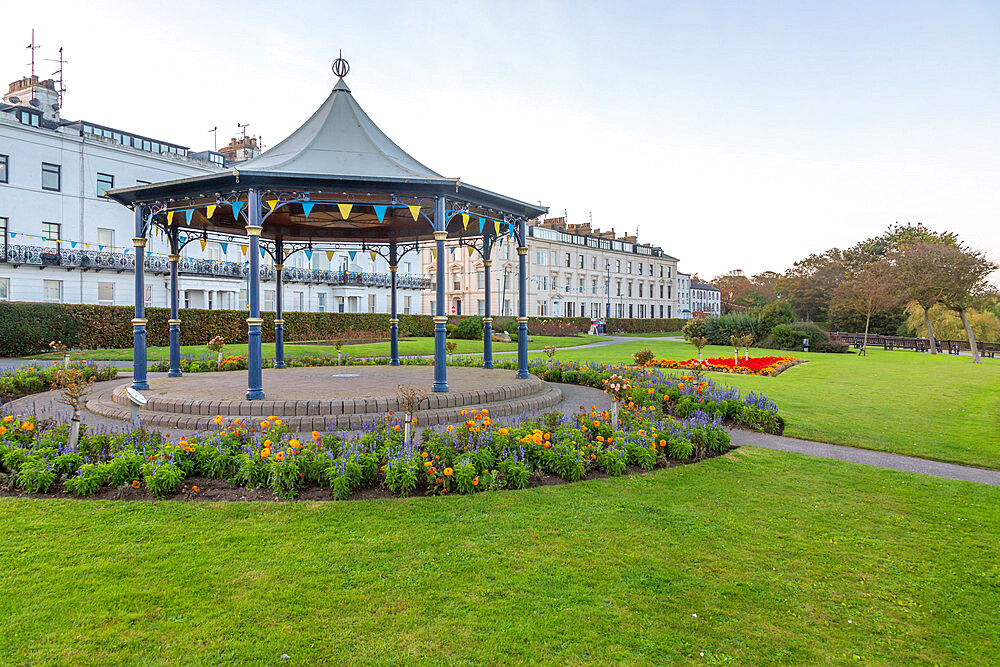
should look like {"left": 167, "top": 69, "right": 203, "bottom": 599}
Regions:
{"left": 107, "top": 56, "right": 546, "bottom": 401}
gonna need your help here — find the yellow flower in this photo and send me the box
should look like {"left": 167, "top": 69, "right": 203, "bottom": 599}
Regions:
{"left": 2, "top": 415, "right": 13, "bottom": 423}
{"left": 274, "top": 419, "right": 283, "bottom": 426}
{"left": 289, "top": 439, "right": 300, "bottom": 448}
{"left": 21, "top": 421, "right": 34, "bottom": 431}
{"left": 444, "top": 467, "right": 453, "bottom": 476}
{"left": 259, "top": 420, "right": 270, "bottom": 430}
{"left": 260, "top": 448, "right": 270, "bottom": 459}
{"left": 446, "top": 425, "right": 454, "bottom": 431}
{"left": 311, "top": 430, "right": 320, "bottom": 440}
{"left": 213, "top": 415, "right": 223, "bottom": 424}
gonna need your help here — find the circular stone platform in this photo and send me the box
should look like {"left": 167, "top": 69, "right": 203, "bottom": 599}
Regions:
{"left": 87, "top": 366, "right": 561, "bottom": 432}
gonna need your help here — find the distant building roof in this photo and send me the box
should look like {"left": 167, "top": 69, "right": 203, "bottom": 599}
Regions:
{"left": 691, "top": 282, "right": 720, "bottom": 292}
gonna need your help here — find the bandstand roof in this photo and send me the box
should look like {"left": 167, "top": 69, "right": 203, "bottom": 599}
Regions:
{"left": 108, "top": 60, "right": 546, "bottom": 243}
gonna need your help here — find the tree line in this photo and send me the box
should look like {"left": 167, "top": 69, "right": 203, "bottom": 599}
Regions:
{"left": 709, "top": 224, "right": 998, "bottom": 363}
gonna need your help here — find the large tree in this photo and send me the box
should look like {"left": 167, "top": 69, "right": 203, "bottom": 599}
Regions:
{"left": 894, "top": 242, "right": 952, "bottom": 353}
{"left": 778, "top": 249, "right": 846, "bottom": 322}
{"left": 934, "top": 244, "right": 998, "bottom": 363}
{"left": 830, "top": 258, "right": 904, "bottom": 356}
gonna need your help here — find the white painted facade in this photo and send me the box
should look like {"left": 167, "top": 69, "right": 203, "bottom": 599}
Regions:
{"left": 676, "top": 272, "right": 692, "bottom": 318}
{"left": 690, "top": 281, "right": 722, "bottom": 316}
{"left": 0, "top": 76, "right": 426, "bottom": 315}
{"left": 422, "top": 219, "right": 681, "bottom": 321}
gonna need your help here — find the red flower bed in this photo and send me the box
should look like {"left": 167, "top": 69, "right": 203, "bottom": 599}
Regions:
{"left": 647, "top": 355, "right": 799, "bottom": 376}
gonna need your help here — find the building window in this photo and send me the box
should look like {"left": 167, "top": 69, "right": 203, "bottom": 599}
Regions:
{"left": 476, "top": 271, "right": 484, "bottom": 289}
{"left": 0, "top": 154, "right": 8, "bottom": 183}
{"left": 565, "top": 252, "right": 571, "bottom": 267}
{"left": 430, "top": 300, "right": 435, "bottom": 314}
{"left": 0, "top": 277, "right": 8, "bottom": 300}
{"left": 615, "top": 260, "right": 621, "bottom": 273}
{"left": 452, "top": 272, "right": 461, "bottom": 290}
{"left": 535, "top": 251, "right": 546, "bottom": 266}
{"left": 97, "top": 173, "right": 114, "bottom": 198}
{"left": 639, "top": 283, "right": 643, "bottom": 298}
{"left": 264, "top": 290, "right": 275, "bottom": 312}
{"left": 239, "top": 289, "right": 248, "bottom": 308}
{"left": 145, "top": 285, "right": 153, "bottom": 307}
{"left": 43, "top": 279, "right": 63, "bottom": 302}
{"left": 638, "top": 263, "right": 643, "bottom": 275}
{"left": 578, "top": 254, "right": 584, "bottom": 268}
{"left": 317, "top": 293, "right": 327, "bottom": 313}
{"left": 41, "top": 163, "right": 61, "bottom": 192}
{"left": 368, "top": 294, "right": 376, "bottom": 313}
{"left": 404, "top": 296, "right": 412, "bottom": 314}
{"left": 97, "top": 282, "right": 114, "bottom": 304}
{"left": 477, "top": 299, "right": 485, "bottom": 315}
{"left": 97, "top": 228, "right": 114, "bottom": 250}
{"left": 0, "top": 217, "right": 7, "bottom": 257}
{"left": 42, "top": 222, "right": 61, "bottom": 250}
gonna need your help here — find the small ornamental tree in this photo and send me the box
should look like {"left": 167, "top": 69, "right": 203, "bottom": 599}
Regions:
{"left": 831, "top": 259, "right": 903, "bottom": 356}
{"left": 333, "top": 339, "right": 344, "bottom": 365}
{"left": 602, "top": 373, "right": 632, "bottom": 430}
{"left": 207, "top": 335, "right": 226, "bottom": 366}
{"left": 543, "top": 345, "right": 557, "bottom": 368}
{"left": 934, "top": 244, "right": 998, "bottom": 364}
{"left": 52, "top": 367, "right": 96, "bottom": 450}
{"left": 682, "top": 319, "right": 709, "bottom": 361}
{"left": 397, "top": 384, "right": 428, "bottom": 444}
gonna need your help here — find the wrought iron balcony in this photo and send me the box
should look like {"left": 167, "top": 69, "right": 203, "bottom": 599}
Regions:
{"left": 1, "top": 244, "right": 431, "bottom": 290}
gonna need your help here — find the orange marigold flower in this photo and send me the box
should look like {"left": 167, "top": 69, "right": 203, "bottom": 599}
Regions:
{"left": 312, "top": 430, "right": 320, "bottom": 440}
{"left": 132, "top": 480, "right": 141, "bottom": 489}
{"left": 289, "top": 439, "right": 300, "bottom": 448}
{"left": 192, "top": 485, "right": 200, "bottom": 493}
{"left": 275, "top": 451, "right": 285, "bottom": 462}
{"left": 472, "top": 477, "right": 479, "bottom": 486}
{"left": 543, "top": 442, "right": 551, "bottom": 450}
{"left": 444, "top": 467, "right": 454, "bottom": 476}
{"left": 446, "top": 425, "right": 454, "bottom": 431}
{"left": 260, "top": 448, "right": 271, "bottom": 459}
{"left": 2, "top": 415, "right": 12, "bottom": 423}
{"left": 22, "top": 421, "right": 34, "bottom": 431}
{"left": 499, "top": 427, "right": 508, "bottom": 434}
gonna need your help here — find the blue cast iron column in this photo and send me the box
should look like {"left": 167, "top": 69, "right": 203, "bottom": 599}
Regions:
{"left": 167, "top": 225, "right": 182, "bottom": 377}
{"left": 389, "top": 241, "right": 400, "bottom": 366}
{"left": 432, "top": 196, "right": 448, "bottom": 392}
{"left": 245, "top": 189, "right": 265, "bottom": 400}
{"left": 131, "top": 205, "right": 149, "bottom": 390}
{"left": 516, "top": 218, "right": 529, "bottom": 379}
{"left": 482, "top": 237, "right": 494, "bottom": 369}
{"left": 273, "top": 237, "right": 286, "bottom": 369}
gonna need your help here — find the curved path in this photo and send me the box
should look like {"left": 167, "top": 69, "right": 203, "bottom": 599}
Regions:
{"left": 3, "top": 373, "right": 997, "bottom": 487}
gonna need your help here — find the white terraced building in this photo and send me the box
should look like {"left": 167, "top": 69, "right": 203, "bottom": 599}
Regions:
{"left": 0, "top": 73, "right": 427, "bottom": 314}
{"left": 422, "top": 216, "right": 682, "bottom": 320}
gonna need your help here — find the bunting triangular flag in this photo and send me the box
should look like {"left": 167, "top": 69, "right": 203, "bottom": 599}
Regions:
{"left": 206, "top": 204, "right": 217, "bottom": 219}
{"left": 431, "top": 248, "right": 437, "bottom": 259}
{"left": 301, "top": 202, "right": 315, "bottom": 217}
{"left": 220, "top": 242, "right": 228, "bottom": 254}
{"left": 462, "top": 213, "right": 470, "bottom": 229}
{"left": 494, "top": 220, "right": 501, "bottom": 235}
{"left": 260, "top": 247, "right": 266, "bottom": 259}
{"left": 200, "top": 240, "right": 207, "bottom": 251}
{"left": 369, "top": 250, "right": 377, "bottom": 262}
{"left": 167, "top": 211, "right": 175, "bottom": 225}
{"left": 184, "top": 209, "right": 194, "bottom": 225}
{"left": 348, "top": 251, "right": 358, "bottom": 261}
{"left": 231, "top": 201, "right": 245, "bottom": 219}
{"left": 408, "top": 205, "right": 420, "bottom": 221}
{"left": 240, "top": 244, "right": 248, "bottom": 256}
{"left": 325, "top": 250, "right": 334, "bottom": 261}
{"left": 98, "top": 245, "right": 105, "bottom": 251}
{"left": 179, "top": 235, "right": 187, "bottom": 247}
{"left": 305, "top": 249, "right": 313, "bottom": 261}
{"left": 70, "top": 241, "right": 77, "bottom": 248}
{"left": 467, "top": 246, "right": 474, "bottom": 256}
{"left": 265, "top": 199, "right": 279, "bottom": 211}
{"left": 479, "top": 217, "right": 486, "bottom": 233}
{"left": 338, "top": 203, "right": 353, "bottom": 219}
{"left": 372, "top": 204, "right": 388, "bottom": 223}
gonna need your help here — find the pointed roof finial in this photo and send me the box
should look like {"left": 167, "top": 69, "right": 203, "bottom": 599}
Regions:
{"left": 332, "top": 50, "right": 350, "bottom": 79}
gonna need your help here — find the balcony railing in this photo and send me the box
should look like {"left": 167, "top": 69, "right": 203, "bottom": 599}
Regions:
{"left": 2, "top": 244, "right": 430, "bottom": 290}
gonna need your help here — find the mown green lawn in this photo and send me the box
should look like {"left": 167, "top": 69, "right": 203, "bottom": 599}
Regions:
{"left": 529, "top": 340, "right": 1000, "bottom": 469}
{"left": 30, "top": 335, "right": 608, "bottom": 362}
{"left": 1, "top": 448, "right": 996, "bottom": 665}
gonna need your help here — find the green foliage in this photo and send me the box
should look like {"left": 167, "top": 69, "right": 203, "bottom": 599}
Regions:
{"left": 759, "top": 300, "right": 794, "bottom": 334}
{"left": 268, "top": 456, "right": 302, "bottom": 499}
{"left": 141, "top": 460, "right": 186, "bottom": 499}
{"left": 682, "top": 318, "right": 706, "bottom": 341}
{"left": 0, "top": 362, "right": 118, "bottom": 402}
{"left": 605, "top": 318, "right": 683, "bottom": 334}
{"left": 763, "top": 323, "right": 848, "bottom": 353}
{"left": 63, "top": 463, "right": 107, "bottom": 496}
{"left": 454, "top": 316, "right": 484, "bottom": 340}
{"left": 17, "top": 456, "right": 57, "bottom": 493}
{"left": 703, "top": 312, "right": 762, "bottom": 345}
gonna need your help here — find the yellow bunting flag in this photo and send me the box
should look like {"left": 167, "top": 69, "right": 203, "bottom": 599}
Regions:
{"left": 206, "top": 204, "right": 217, "bottom": 219}
{"left": 200, "top": 240, "right": 207, "bottom": 251}
{"left": 240, "top": 244, "right": 248, "bottom": 256}
{"left": 467, "top": 246, "right": 474, "bottom": 256}
{"left": 370, "top": 250, "right": 377, "bottom": 262}
{"left": 494, "top": 220, "right": 501, "bottom": 235}
{"left": 408, "top": 205, "right": 421, "bottom": 221}
{"left": 265, "top": 199, "right": 279, "bottom": 211}
{"left": 338, "top": 203, "right": 353, "bottom": 219}
{"left": 326, "top": 250, "right": 335, "bottom": 261}
{"left": 167, "top": 211, "right": 175, "bottom": 225}
{"left": 462, "top": 213, "right": 470, "bottom": 229}
{"left": 431, "top": 248, "right": 437, "bottom": 260}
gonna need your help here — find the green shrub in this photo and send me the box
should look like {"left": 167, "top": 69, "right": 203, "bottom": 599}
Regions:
{"left": 453, "top": 316, "right": 484, "bottom": 340}
{"left": 703, "top": 312, "right": 762, "bottom": 345}
{"left": 759, "top": 301, "right": 794, "bottom": 335}
{"left": 762, "top": 323, "right": 849, "bottom": 353}
{"left": 605, "top": 318, "right": 683, "bottom": 334}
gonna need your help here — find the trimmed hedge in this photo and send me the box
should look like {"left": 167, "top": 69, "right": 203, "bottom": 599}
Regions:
{"left": 0, "top": 302, "right": 684, "bottom": 356}
{"left": 606, "top": 318, "right": 684, "bottom": 333}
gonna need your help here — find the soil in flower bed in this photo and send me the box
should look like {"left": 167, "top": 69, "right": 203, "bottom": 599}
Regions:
{"left": 0, "top": 449, "right": 732, "bottom": 503}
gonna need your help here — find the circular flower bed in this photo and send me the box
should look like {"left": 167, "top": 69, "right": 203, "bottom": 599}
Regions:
{"left": 647, "top": 355, "right": 800, "bottom": 376}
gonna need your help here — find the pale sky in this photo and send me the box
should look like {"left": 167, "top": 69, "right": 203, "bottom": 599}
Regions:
{"left": 5, "top": 1, "right": 999, "bottom": 281}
